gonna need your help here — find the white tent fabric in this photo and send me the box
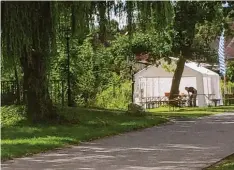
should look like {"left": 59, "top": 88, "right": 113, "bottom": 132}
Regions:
{"left": 134, "top": 60, "right": 222, "bottom": 107}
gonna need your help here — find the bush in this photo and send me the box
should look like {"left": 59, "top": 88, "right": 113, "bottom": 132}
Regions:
{"left": 1, "top": 105, "right": 26, "bottom": 127}
{"left": 1, "top": 105, "right": 81, "bottom": 127}
{"left": 126, "top": 103, "right": 146, "bottom": 116}
{"left": 221, "top": 80, "right": 234, "bottom": 95}
{"left": 95, "top": 80, "right": 131, "bottom": 110}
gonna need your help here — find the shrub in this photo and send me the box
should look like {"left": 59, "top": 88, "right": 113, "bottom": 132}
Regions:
{"left": 1, "top": 105, "right": 81, "bottom": 127}
{"left": 221, "top": 80, "right": 234, "bottom": 95}
{"left": 95, "top": 80, "right": 131, "bottom": 110}
{"left": 1, "top": 105, "right": 26, "bottom": 127}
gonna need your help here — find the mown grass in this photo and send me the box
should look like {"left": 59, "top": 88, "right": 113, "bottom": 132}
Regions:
{"left": 204, "top": 154, "right": 234, "bottom": 170}
{"left": 1, "top": 105, "right": 168, "bottom": 161}
{"left": 148, "top": 106, "right": 234, "bottom": 119}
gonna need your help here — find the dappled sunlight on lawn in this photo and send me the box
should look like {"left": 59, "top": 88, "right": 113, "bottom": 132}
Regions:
{"left": 1, "top": 106, "right": 167, "bottom": 160}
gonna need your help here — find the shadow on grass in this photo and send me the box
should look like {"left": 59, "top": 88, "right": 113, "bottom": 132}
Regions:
{"left": 1, "top": 139, "right": 73, "bottom": 161}
{"left": 2, "top": 116, "right": 166, "bottom": 141}
{"left": 1, "top": 105, "right": 167, "bottom": 161}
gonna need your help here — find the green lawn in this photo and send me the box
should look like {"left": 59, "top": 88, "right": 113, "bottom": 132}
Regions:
{"left": 148, "top": 106, "right": 234, "bottom": 119}
{"left": 1, "top": 105, "right": 168, "bottom": 161}
{"left": 204, "top": 154, "right": 234, "bottom": 170}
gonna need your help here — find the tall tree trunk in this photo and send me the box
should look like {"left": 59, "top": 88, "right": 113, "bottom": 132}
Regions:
{"left": 19, "top": 2, "right": 58, "bottom": 123}
{"left": 21, "top": 47, "right": 56, "bottom": 123}
{"left": 13, "top": 63, "right": 20, "bottom": 104}
{"left": 169, "top": 56, "right": 186, "bottom": 101}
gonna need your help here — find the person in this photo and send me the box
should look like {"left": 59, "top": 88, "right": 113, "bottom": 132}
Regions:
{"left": 185, "top": 87, "right": 197, "bottom": 107}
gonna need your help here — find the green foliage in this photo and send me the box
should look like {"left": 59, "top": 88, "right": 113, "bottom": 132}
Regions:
{"left": 50, "top": 29, "right": 172, "bottom": 109}
{"left": 192, "top": 20, "right": 221, "bottom": 63}
{"left": 110, "top": 31, "right": 172, "bottom": 64}
{"left": 95, "top": 79, "right": 131, "bottom": 110}
{"left": 227, "top": 61, "right": 234, "bottom": 82}
{"left": 221, "top": 80, "right": 234, "bottom": 95}
{"left": 131, "top": 31, "right": 172, "bottom": 60}
{"left": 161, "top": 59, "right": 176, "bottom": 73}
{"left": 134, "top": 1, "right": 174, "bottom": 31}
{"left": 1, "top": 105, "right": 26, "bottom": 127}
{"left": 172, "top": 1, "right": 222, "bottom": 58}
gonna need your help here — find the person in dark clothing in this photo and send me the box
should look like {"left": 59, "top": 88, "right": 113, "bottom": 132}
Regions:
{"left": 185, "top": 87, "right": 197, "bottom": 107}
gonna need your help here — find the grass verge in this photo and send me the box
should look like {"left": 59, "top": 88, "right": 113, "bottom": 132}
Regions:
{"left": 1, "top": 105, "right": 168, "bottom": 161}
{"left": 148, "top": 106, "right": 234, "bottom": 119}
{"left": 204, "top": 154, "right": 234, "bottom": 170}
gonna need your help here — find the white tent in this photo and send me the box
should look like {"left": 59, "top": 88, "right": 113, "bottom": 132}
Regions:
{"left": 133, "top": 60, "right": 222, "bottom": 107}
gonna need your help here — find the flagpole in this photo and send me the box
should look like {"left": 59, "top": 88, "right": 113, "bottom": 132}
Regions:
{"left": 224, "top": 42, "right": 227, "bottom": 106}
{"left": 218, "top": 29, "right": 226, "bottom": 106}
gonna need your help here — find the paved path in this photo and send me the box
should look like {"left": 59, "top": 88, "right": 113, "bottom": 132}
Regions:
{"left": 2, "top": 113, "right": 234, "bottom": 170}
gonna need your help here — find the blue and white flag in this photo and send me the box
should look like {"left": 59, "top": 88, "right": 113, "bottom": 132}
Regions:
{"left": 218, "top": 30, "right": 226, "bottom": 76}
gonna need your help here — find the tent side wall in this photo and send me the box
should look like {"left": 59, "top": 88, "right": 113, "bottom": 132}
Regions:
{"left": 183, "top": 65, "right": 206, "bottom": 107}
{"left": 196, "top": 74, "right": 206, "bottom": 106}
{"left": 210, "top": 75, "right": 223, "bottom": 105}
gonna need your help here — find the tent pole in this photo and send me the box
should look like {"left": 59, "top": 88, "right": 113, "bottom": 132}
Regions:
{"left": 206, "top": 72, "right": 210, "bottom": 106}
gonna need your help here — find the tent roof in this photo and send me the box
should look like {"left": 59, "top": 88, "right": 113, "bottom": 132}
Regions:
{"left": 135, "top": 59, "right": 219, "bottom": 77}
{"left": 185, "top": 62, "right": 219, "bottom": 76}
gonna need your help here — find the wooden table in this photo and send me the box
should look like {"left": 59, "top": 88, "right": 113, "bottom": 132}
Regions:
{"left": 210, "top": 99, "right": 221, "bottom": 107}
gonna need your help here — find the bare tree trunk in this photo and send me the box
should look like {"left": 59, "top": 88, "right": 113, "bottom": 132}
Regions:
{"left": 169, "top": 56, "right": 186, "bottom": 102}
{"left": 98, "top": 1, "right": 107, "bottom": 44}
{"left": 21, "top": 47, "right": 56, "bottom": 123}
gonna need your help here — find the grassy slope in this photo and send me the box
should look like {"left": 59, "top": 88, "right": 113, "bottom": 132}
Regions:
{"left": 204, "top": 154, "right": 234, "bottom": 170}
{"left": 1, "top": 106, "right": 167, "bottom": 161}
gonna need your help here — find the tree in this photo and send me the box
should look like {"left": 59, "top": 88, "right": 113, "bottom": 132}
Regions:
{"left": 1, "top": 2, "right": 58, "bottom": 122}
{"left": 169, "top": 2, "right": 223, "bottom": 101}
{"left": 1, "top": 1, "right": 124, "bottom": 121}
{"left": 223, "top": 2, "right": 234, "bottom": 58}
{"left": 0, "top": 1, "right": 183, "bottom": 117}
